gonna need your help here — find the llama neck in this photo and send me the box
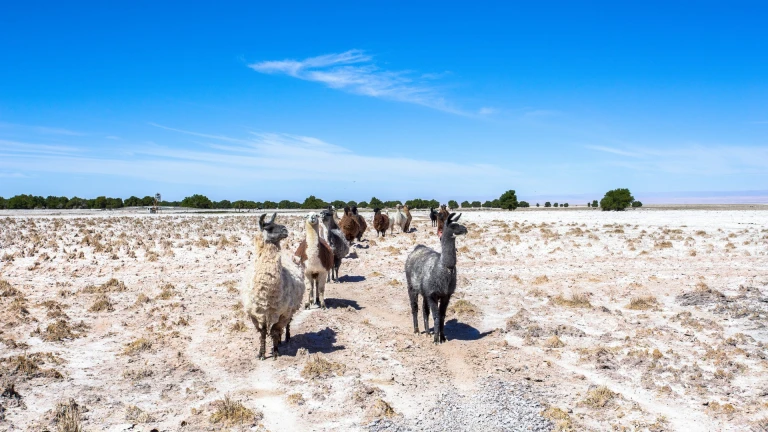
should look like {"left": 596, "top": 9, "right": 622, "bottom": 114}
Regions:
{"left": 440, "top": 235, "right": 458, "bottom": 269}
{"left": 320, "top": 221, "right": 331, "bottom": 243}
{"left": 306, "top": 221, "right": 320, "bottom": 245}
{"left": 253, "top": 234, "right": 281, "bottom": 277}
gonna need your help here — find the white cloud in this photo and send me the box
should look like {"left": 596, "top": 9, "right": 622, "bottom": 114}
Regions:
{"left": 478, "top": 107, "right": 497, "bottom": 115}
{"left": 0, "top": 125, "right": 517, "bottom": 197}
{"left": 585, "top": 145, "right": 642, "bottom": 158}
{"left": 249, "top": 50, "right": 465, "bottom": 115}
{"left": 586, "top": 144, "right": 768, "bottom": 175}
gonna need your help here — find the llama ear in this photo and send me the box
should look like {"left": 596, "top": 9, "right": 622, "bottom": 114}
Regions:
{"left": 258, "top": 214, "right": 267, "bottom": 230}
{"left": 447, "top": 212, "right": 456, "bottom": 223}
{"left": 270, "top": 213, "right": 277, "bottom": 224}
{"left": 454, "top": 213, "right": 462, "bottom": 222}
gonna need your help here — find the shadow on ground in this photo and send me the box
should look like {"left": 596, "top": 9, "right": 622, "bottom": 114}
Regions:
{"left": 444, "top": 319, "right": 493, "bottom": 341}
{"left": 281, "top": 327, "right": 344, "bottom": 356}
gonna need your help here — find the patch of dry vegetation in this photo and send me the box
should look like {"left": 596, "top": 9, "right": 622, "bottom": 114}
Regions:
{"left": 53, "top": 399, "right": 84, "bottom": 432}
{"left": 123, "top": 337, "right": 152, "bottom": 355}
{"left": 125, "top": 405, "right": 154, "bottom": 423}
{"left": 156, "top": 283, "right": 176, "bottom": 300}
{"left": 541, "top": 406, "right": 573, "bottom": 431}
{"left": 625, "top": 296, "right": 658, "bottom": 310}
{"left": 448, "top": 299, "right": 480, "bottom": 316}
{"left": 88, "top": 294, "right": 114, "bottom": 312}
{"left": 544, "top": 335, "right": 565, "bottom": 348}
{"left": 82, "top": 278, "right": 126, "bottom": 294}
{"left": 366, "top": 398, "right": 396, "bottom": 420}
{"left": 301, "top": 354, "right": 346, "bottom": 379}
{"left": 33, "top": 320, "right": 89, "bottom": 342}
{"left": 581, "top": 385, "right": 617, "bottom": 408}
{"left": 209, "top": 395, "right": 261, "bottom": 426}
{"left": 552, "top": 293, "right": 591, "bottom": 308}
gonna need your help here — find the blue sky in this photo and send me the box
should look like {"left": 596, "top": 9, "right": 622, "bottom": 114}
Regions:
{"left": 1, "top": 1, "right": 767, "bottom": 203}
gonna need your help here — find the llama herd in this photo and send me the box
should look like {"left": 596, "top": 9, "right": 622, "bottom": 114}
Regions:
{"left": 241, "top": 204, "right": 463, "bottom": 359}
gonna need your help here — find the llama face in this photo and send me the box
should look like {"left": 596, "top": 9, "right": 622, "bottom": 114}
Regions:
{"left": 320, "top": 210, "right": 333, "bottom": 225}
{"left": 444, "top": 213, "right": 467, "bottom": 238}
{"left": 306, "top": 212, "right": 320, "bottom": 226}
{"left": 259, "top": 213, "right": 289, "bottom": 244}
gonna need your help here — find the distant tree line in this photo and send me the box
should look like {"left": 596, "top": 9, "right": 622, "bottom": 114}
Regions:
{"left": 0, "top": 188, "right": 643, "bottom": 211}
{"left": 0, "top": 194, "right": 179, "bottom": 210}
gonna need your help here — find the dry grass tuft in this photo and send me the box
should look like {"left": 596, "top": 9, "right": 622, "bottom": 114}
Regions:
{"left": 134, "top": 293, "right": 152, "bottom": 306}
{"left": 123, "top": 337, "right": 152, "bottom": 355}
{"left": 541, "top": 406, "right": 573, "bottom": 431}
{"left": 230, "top": 321, "right": 247, "bottom": 332}
{"left": 366, "top": 398, "right": 396, "bottom": 419}
{"left": 35, "top": 320, "right": 89, "bottom": 342}
{"left": 0, "top": 279, "right": 20, "bottom": 297}
{"left": 156, "top": 283, "right": 176, "bottom": 300}
{"left": 125, "top": 405, "right": 154, "bottom": 423}
{"left": 88, "top": 294, "right": 114, "bottom": 312}
{"left": 448, "top": 299, "right": 480, "bottom": 316}
{"left": 54, "top": 399, "right": 83, "bottom": 432}
{"left": 123, "top": 367, "right": 153, "bottom": 381}
{"left": 286, "top": 393, "right": 305, "bottom": 405}
{"left": 301, "top": 354, "right": 346, "bottom": 379}
{"left": 82, "top": 278, "right": 126, "bottom": 294}
{"left": 625, "top": 296, "right": 658, "bottom": 310}
{"left": 581, "top": 385, "right": 616, "bottom": 408}
{"left": 219, "top": 279, "right": 238, "bottom": 294}
{"left": 552, "top": 293, "right": 591, "bottom": 308}
{"left": 654, "top": 241, "right": 673, "bottom": 249}
{"left": 544, "top": 335, "right": 565, "bottom": 348}
{"left": 209, "top": 395, "right": 261, "bottom": 426}
{"left": 532, "top": 275, "right": 550, "bottom": 285}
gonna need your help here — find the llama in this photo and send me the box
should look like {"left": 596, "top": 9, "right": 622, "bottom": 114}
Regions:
{"left": 391, "top": 204, "right": 407, "bottom": 235}
{"left": 402, "top": 205, "right": 413, "bottom": 233}
{"left": 436, "top": 204, "right": 450, "bottom": 237}
{"left": 295, "top": 212, "right": 334, "bottom": 309}
{"left": 351, "top": 205, "right": 367, "bottom": 241}
{"left": 340, "top": 206, "right": 360, "bottom": 243}
{"left": 241, "top": 213, "right": 304, "bottom": 359}
{"left": 429, "top": 208, "right": 438, "bottom": 227}
{"left": 320, "top": 209, "right": 349, "bottom": 283}
{"left": 373, "top": 208, "right": 390, "bottom": 237}
{"left": 329, "top": 205, "right": 341, "bottom": 226}
{"left": 405, "top": 213, "right": 467, "bottom": 344}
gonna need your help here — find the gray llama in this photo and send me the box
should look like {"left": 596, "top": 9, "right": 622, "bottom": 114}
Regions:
{"left": 405, "top": 213, "right": 467, "bottom": 344}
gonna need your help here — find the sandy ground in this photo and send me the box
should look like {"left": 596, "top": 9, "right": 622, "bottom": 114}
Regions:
{"left": 1, "top": 208, "right": 767, "bottom": 431}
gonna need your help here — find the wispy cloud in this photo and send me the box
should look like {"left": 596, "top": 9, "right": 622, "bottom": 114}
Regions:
{"left": 586, "top": 143, "right": 768, "bottom": 175}
{"left": 585, "top": 145, "right": 642, "bottom": 158}
{"left": 0, "top": 122, "right": 86, "bottom": 136}
{"left": 0, "top": 124, "right": 516, "bottom": 197}
{"left": 0, "top": 172, "right": 27, "bottom": 178}
{"left": 249, "top": 50, "right": 465, "bottom": 115}
{"left": 478, "top": 107, "right": 497, "bottom": 116}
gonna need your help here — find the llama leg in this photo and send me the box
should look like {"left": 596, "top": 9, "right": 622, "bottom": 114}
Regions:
{"left": 314, "top": 278, "right": 320, "bottom": 305}
{"left": 251, "top": 316, "right": 267, "bottom": 360}
{"left": 422, "top": 296, "right": 431, "bottom": 335}
{"left": 334, "top": 256, "right": 341, "bottom": 282}
{"left": 285, "top": 318, "right": 291, "bottom": 342}
{"left": 426, "top": 296, "right": 441, "bottom": 344}
{"left": 438, "top": 296, "right": 450, "bottom": 343}
{"left": 318, "top": 275, "right": 327, "bottom": 309}
{"left": 408, "top": 289, "right": 419, "bottom": 334}
{"left": 305, "top": 278, "right": 314, "bottom": 309}
{"left": 270, "top": 324, "right": 281, "bottom": 359}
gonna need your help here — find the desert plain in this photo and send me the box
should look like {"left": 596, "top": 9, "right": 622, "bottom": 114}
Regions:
{"left": 1, "top": 207, "right": 767, "bottom": 431}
